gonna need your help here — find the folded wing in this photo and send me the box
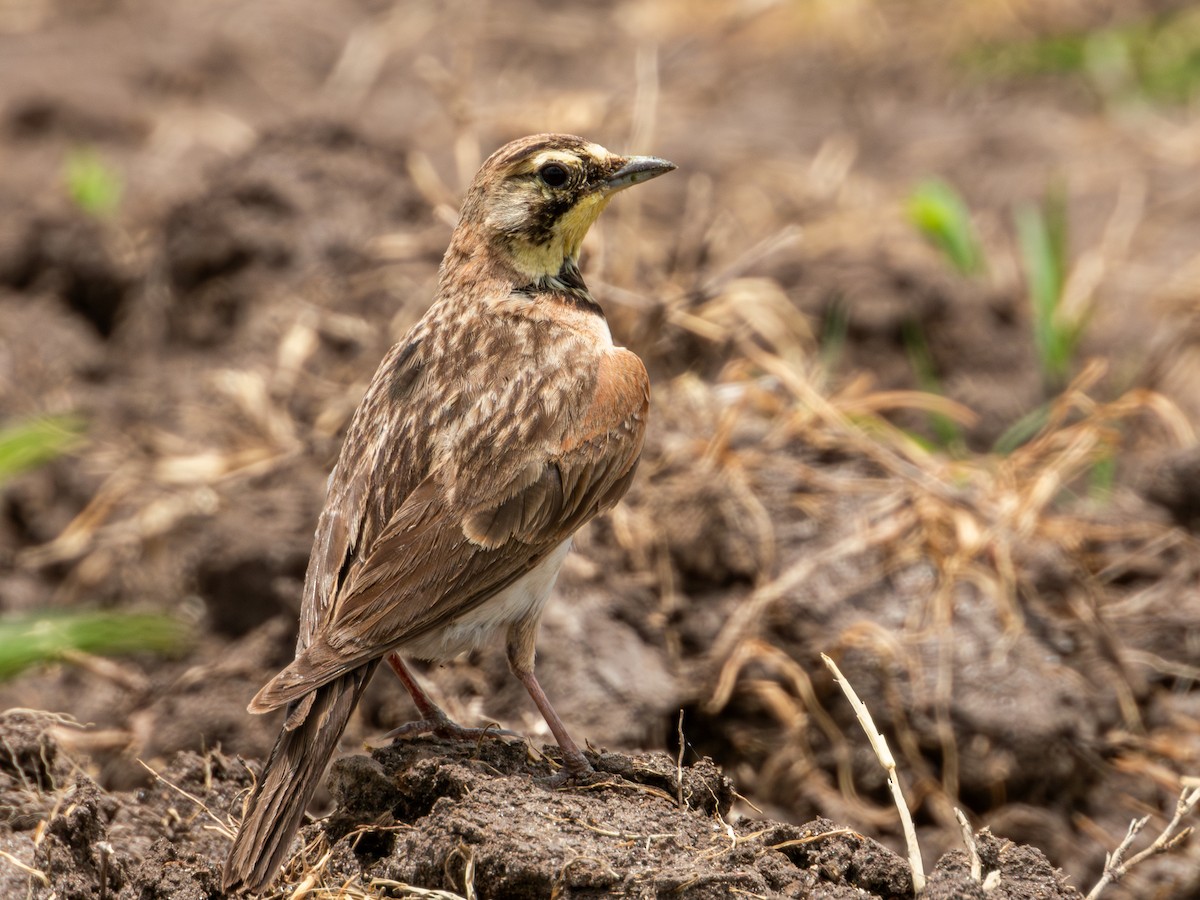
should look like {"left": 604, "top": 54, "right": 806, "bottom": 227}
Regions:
{"left": 250, "top": 348, "right": 648, "bottom": 714}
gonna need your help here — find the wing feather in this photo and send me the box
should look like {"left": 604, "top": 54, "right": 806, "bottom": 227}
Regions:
{"left": 295, "top": 336, "right": 428, "bottom": 651}
{"left": 251, "top": 347, "right": 648, "bottom": 714}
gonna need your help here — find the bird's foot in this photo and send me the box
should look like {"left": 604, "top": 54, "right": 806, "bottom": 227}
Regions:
{"left": 539, "top": 749, "right": 598, "bottom": 787}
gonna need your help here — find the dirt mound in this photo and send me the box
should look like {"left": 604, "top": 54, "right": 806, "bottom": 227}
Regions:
{"left": 0, "top": 715, "right": 1080, "bottom": 899}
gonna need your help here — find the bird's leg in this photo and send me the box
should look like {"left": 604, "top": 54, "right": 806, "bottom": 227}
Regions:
{"left": 506, "top": 619, "right": 594, "bottom": 780}
{"left": 386, "top": 652, "right": 449, "bottom": 721}
{"left": 383, "top": 652, "right": 522, "bottom": 742}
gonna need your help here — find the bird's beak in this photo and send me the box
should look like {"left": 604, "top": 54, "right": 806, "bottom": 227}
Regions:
{"left": 605, "top": 155, "right": 676, "bottom": 194}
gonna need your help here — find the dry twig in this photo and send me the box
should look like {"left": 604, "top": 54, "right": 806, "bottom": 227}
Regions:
{"left": 1086, "top": 784, "right": 1200, "bottom": 900}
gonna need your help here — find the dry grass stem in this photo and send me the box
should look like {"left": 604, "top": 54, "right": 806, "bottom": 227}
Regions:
{"left": 708, "top": 507, "right": 912, "bottom": 666}
{"left": 368, "top": 881, "right": 468, "bottom": 899}
{"left": 765, "top": 827, "right": 856, "bottom": 850}
{"left": 136, "top": 759, "right": 236, "bottom": 840}
{"left": 676, "top": 708, "right": 686, "bottom": 808}
{"left": 954, "top": 808, "right": 983, "bottom": 883}
{"left": 0, "top": 849, "right": 49, "bottom": 886}
{"left": 821, "top": 653, "right": 925, "bottom": 896}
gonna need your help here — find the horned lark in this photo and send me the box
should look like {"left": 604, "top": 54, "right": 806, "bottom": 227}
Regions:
{"left": 222, "top": 134, "right": 674, "bottom": 893}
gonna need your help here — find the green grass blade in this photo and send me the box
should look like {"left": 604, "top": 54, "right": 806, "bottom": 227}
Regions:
{"left": 902, "top": 319, "right": 964, "bottom": 452}
{"left": 907, "top": 179, "right": 985, "bottom": 276}
{"left": 1015, "top": 194, "right": 1073, "bottom": 392}
{"left": 819, "top": 295, "right": 850, "bottom": 376}
{"left": 0, "top": 612, "right": 189, "bottom": 681}
{"left": 64, "top": 148, "right": 122, "bottom": 218}
{"left": 1089, "top": 453, "right": 1117, "bottom": 502}
{"left": 0, "top": 416, "right": 85, "bottom": 484}
{"left": 968, "top": 10, "right": 1200, "bottom": 106}
{"left": 992, "top": 403, "right": 1051, "bottom": 456}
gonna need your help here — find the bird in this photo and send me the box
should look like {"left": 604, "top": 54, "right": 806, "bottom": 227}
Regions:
{"left": 222, "top": 133, "right": 675, "bottom": 894}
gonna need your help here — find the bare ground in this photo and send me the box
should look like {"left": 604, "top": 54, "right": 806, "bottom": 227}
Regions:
{"left": 1, "top": 1, "right": 1199, "bottom": 897}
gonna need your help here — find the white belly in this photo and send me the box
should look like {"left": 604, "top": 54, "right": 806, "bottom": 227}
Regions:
{"left": 400, "top": 539, "right": 572, "bottom": 661}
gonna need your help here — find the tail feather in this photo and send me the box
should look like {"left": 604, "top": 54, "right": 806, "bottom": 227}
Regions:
{"left": 223, "top": 663, "right": 378, "bottom": 894}
{"left": 247, "top": 638, "right": 365, "bottom": 716}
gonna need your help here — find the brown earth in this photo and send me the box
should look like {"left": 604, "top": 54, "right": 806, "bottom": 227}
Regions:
{"left": 2, "top": 710, "right": 1078, "bottom": 899}
{"left": 1, "top": 1, "right": 1199, "bottom": 898}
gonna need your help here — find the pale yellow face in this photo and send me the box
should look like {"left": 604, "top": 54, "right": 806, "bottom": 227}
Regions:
{"left": 483, "top": 144, "right": 622, "bottom": 280}
{"left": 505, "top": 192, "right": 614, "bottom": 279}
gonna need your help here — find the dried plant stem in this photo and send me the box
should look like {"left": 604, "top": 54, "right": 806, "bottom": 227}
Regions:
{"left": 136, "top": 759, "right": 236, "bottom": 840}
{"left": 1086, "top": 817, "right": 1147, "bottom": 900}
{"left": 676, "top": 709, "right": 686, "bottom": 808}
{"left": 954, "top": 808, "right": 982, "bottom": 883}
{"left": 368, "top": 881, "right": 467, "bottom": 900}
{"left": 821, "top": 653, "right": 925, "bottom": 895}
{"left": 0, "top": 849, "right": 49, "bottom": 886}
{"left": 1086, "top": 785, "right": 1200, "bottom": 900}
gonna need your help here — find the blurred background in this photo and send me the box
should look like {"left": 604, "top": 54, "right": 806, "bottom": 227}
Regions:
{"left": 2, "top": 0, "right": 1200, "bottom": 896}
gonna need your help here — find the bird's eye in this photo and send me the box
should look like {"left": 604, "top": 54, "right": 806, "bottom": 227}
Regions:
{"left": 539, "top": 163, "right": 570, "bottom": 188}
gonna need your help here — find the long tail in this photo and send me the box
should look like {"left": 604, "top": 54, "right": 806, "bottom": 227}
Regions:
{"left": 223, "top": 663, "right": 378, "bottom": 894}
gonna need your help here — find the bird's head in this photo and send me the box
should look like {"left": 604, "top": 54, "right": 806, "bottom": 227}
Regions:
{"left": 455, "top": 134, "right": 675, "bottom": 282}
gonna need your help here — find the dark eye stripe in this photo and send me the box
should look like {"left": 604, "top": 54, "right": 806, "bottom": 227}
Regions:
{"left": 517, "top": 193, "right": 574, "bottom": 244}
